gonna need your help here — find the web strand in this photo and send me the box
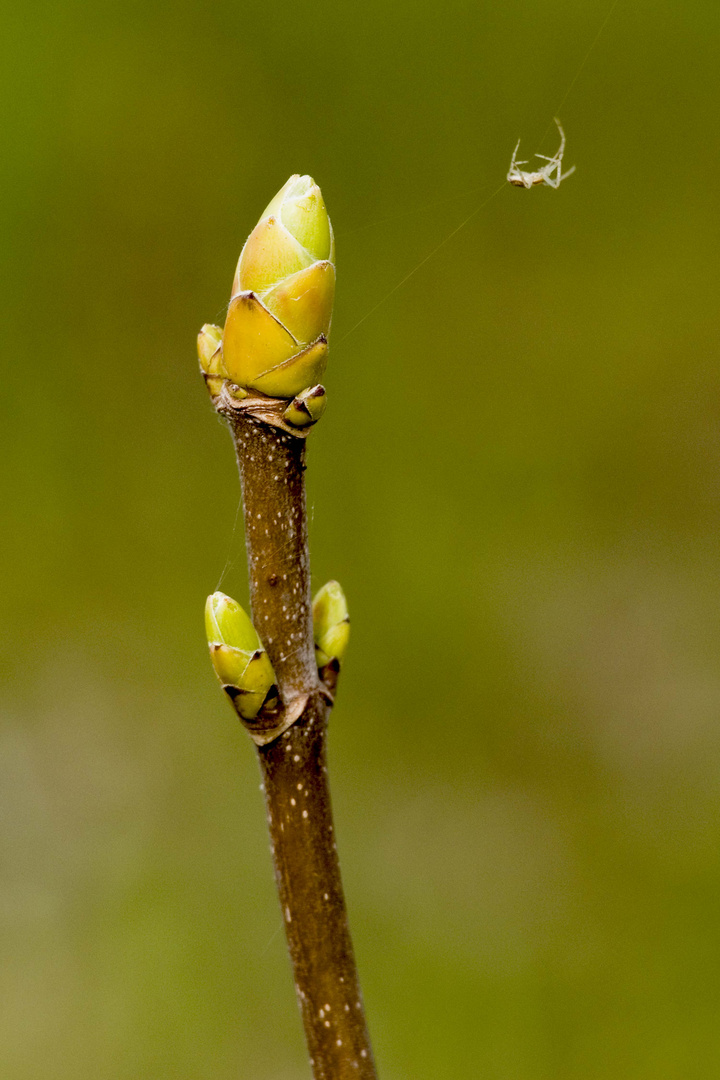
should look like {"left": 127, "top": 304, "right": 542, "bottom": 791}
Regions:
{"left": 337, "top": 181, "right": 507, "bottom": 346}
{"left": 215, "top": 495, "right": 244, "bottom": 592}
{"left": 540, "top": 0, "right": 623, "bottom": 144}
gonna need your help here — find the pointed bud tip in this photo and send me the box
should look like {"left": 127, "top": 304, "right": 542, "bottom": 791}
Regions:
{"left": 205, "top": 592, "right": 260, "bottom": 652}
{"left": 314, "top": 579, "right": 348, "bottom": 612}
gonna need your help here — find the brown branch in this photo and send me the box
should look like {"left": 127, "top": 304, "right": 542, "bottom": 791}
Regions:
{"left": 221, "top": 402, "right": 378, "bottom": 1080}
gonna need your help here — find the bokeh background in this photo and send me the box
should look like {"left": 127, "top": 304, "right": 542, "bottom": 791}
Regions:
{"left": 3, "top": 0, "right": 720, "bottom": 1076}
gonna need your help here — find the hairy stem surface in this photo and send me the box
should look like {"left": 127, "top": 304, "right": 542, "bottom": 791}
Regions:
{"left": 229, "top": 412, "right": 378, "bottom": 1080}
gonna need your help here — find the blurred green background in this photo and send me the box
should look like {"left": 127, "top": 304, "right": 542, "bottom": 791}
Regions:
{"left": 3, "top": 0, "right": 720, "bottom": 1076}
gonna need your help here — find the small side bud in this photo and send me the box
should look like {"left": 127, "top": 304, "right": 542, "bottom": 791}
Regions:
{"left": 312, "top": 580, "right": 350, "bottom": 668}
{"left": 198, "top": 324, "right": 228, "bottom": 396}
{"left": 205, "top": 592, "right": 277, "bottom": 720}
{"left": 227, "top": 383, "right": 249, "bottom": 400}
{"left": 284, "top": 384, "right": 327, "bottom": 427}
{"left": 197, "top": 324, "right": 223, "bottom": 369}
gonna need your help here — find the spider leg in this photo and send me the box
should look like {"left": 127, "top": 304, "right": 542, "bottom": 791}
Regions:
{"left": 545, "top": 160, "right": 575, "bottom": 188}
{"left": 508, "top": 135, "right": 534, "bottom": 184}
{"left": 535, "top": 162, "right": 556, "bottom": 185}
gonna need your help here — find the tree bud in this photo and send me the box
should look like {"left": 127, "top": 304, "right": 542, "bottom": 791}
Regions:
{"left": 221, "top": 175, "right": 335, "bottom": 399}
{"left": 205, "top": 592, "right": 277, "bottom": 720}
{"left": 312, "top": 580, "right": 350, "bottom": 668}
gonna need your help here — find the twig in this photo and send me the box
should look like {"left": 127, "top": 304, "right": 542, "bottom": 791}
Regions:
{"left": 224, "top": 404, "right": 378, "bottom": 1080}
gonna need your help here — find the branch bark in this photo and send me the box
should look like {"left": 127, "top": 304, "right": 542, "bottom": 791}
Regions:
{"left": 224, "top": 405, "right": 378, "bottom": 1080}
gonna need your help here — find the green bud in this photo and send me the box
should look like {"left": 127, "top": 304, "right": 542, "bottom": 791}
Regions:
{"left": 197, "top": 324, "right": 223, "bottom": 371}
{"left": 284, "top": 384, "right": 327, "bottom": 427}
{"left": 205, "top": 592, "right": 277, "bottom": 720}
{"left": 312, "top": 580, "right": 350, "bottom": 668}
{"left": 218, "top": 175, "right": 335, "bottom": 399}
{"left": 198, "top": 324, "right": 228, "bottom": 397}
{"left": 227, "top": 383, "right": 249, "bottom": 400}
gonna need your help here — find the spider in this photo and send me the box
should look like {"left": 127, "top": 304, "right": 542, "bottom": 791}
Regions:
{"left": 507, "top": 118, "right": 576, "bottom": 189}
